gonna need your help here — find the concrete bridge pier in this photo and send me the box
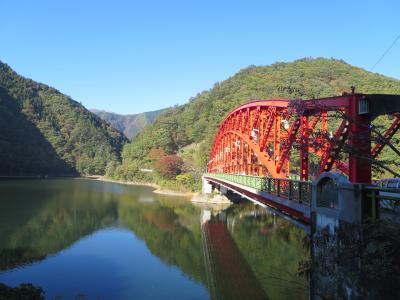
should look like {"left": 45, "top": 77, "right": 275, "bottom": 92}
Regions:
{"left": 202, "top": 177, "right": 213, "bottom": 194}
{"left": 311, "top": 172, "right": 364, "bottom": 232}
{"left": 310, "top": 172, "right": 375, "bottom": 299}
{"left": 203, "top": 177, "right": 248, "bottom": 206}
{"left": 202, "top": 177, "right": 229, "bottom": 195}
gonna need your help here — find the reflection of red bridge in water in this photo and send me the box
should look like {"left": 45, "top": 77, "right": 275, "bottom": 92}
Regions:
{"left": 202, "top": 214, "right": 267, "bottom": 300}
{"left": 204, "top": 93, "right": 400, "bottom": 223}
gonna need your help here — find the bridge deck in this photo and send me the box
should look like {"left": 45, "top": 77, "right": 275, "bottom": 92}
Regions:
{"left": 204, "top": 174, "right": 311, "bottom": 224}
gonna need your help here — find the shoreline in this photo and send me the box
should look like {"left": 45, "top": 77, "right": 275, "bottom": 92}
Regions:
{"left": 0, "top": 175, "right": 195, "bottom": 197}
{"left": 91, "top": 176, "right": 195, "bottom": 197}
{"left": 0, "top": 175, "right": 77, "bottom": 180}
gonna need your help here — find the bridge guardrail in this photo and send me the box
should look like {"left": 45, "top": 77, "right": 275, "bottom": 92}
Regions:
{"left": 204, "top": 173, "right": 312, "bottom": 205}
{"left": 362, "top": 186, "right": 400, "bottom": 218}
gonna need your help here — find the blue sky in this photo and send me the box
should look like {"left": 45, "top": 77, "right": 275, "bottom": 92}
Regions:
{"left": 1, "top": 0, "right": 399, "bottom": 114}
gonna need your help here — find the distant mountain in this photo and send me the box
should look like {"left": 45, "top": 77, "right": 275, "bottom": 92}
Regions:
{"left": 0, "top": 61, "right": 127, "bottom": 176}
{"left": 92, "top": 108, "right": 165, "bottom": 139}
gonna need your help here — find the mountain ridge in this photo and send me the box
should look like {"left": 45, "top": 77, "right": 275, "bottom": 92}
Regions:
{"left": 91, "top": 108, "right": 165, "bottom": 139}
{"left": 0, "top": 60, "right": 127, "bottom": 176}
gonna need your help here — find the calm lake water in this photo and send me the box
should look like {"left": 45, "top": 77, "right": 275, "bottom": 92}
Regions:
{"left": 0, "top": 179, "right": 309, "bottom": 299}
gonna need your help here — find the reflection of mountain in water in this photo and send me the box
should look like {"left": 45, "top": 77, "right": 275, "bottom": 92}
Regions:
{"left": 0, "top": 179, "right": 119, "bottom": 270}
{"left": 118, "top": 196, "right": 207, "bottom": 285}
{"left": 0, "top": 179, "right": 208, "bottom": 288}
{"left": 0, "top": 179, "right": 309, "bottom": 300}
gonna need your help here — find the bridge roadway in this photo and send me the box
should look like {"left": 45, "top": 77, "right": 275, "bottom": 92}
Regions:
{"left": 203, "top": 173, "right": 311, "bottom": 224}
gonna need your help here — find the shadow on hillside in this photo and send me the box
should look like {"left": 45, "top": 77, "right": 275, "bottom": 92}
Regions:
{"left": 0, "top": 87, "right": 77, "bottom": 176}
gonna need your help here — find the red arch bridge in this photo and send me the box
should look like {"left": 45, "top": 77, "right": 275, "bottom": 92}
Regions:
{"left": 203, "top": 93, "right": 400, "bottom": 224}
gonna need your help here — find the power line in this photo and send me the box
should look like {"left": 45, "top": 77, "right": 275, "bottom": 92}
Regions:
{"left": 370, "top": 32, "right": 400, "bottom": 71}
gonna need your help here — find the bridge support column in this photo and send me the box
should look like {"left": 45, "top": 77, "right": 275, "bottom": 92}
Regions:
{"left": 219, "top": 185, "right": 228, "bottom": 195}
{"left": 202, "top": 177, "right": 213, "bottom": 194}
{"left": 311, "top": 172, "right": 374, "bottom": 299}
{"left": 300, "top": 115, "right": 309, "bottom": 181}
{"left": 311, "top": 172, "right": 363, "bottom": 231}
{"left": 348, "top": 94, "right": 371, "bottom": 184}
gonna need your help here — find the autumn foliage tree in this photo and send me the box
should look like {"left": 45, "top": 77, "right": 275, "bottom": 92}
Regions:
{"left": 148, "top": 148, "right": 167, "bottom": 163}
{"left": 154, "top": 155, "right": 184, "bottom": 179}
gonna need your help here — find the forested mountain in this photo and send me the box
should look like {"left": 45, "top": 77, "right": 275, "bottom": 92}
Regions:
{"left": 92, "top": 108, "right": 165, "bottom": 139}
{"left": 109, "top": 58, "right": 400, "bottom": 190}
{"left": 0, "top": 61, "right": 127, "bottom": 176}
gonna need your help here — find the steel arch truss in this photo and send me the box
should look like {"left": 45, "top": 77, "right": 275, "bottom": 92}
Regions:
{"left": 208, "top": 94, "right": 400, "bottom": 183}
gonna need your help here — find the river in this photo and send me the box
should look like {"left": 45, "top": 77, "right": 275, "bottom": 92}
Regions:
{"left": 0, "top": 178, "right": 309, "bottom": 299}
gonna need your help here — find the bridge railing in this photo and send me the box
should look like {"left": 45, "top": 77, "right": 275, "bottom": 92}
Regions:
{"left": 204, "top": 173, "right": 312, "bottom": 205}
{"left": 362, "top": 186, "right": 400, "bottom": 218}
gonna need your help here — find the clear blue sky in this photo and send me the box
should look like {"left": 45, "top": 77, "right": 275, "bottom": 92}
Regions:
{"left": 1, "top": 0, "right": 399, "bottom": 114}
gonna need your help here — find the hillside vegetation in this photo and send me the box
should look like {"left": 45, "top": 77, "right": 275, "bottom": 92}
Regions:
{"left": 108, "top": 58, "right": 400, "bottom": 190}
{"left": 92, "top": 108, "right": 165, "bottom": 139}
{"left": 0, "top": 61, "right": 126, "bottom": 176}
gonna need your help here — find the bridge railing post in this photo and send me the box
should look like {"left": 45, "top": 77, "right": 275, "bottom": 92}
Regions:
{"left": 299, "top": 182, "right": 304, "bottom": 203}
{"left": 262, "top": 177, "right": 267, "bottom": 191}
{"left": 270, "top": 178, "right": 274, "bottom": 194}
{"left": 292, "top": 180, "right": 296, "bottom": 201}
{"left": 288, "top": 180, "right": 293, "bottom": 200}
{"left": 277, "top": 179, "right": 281, "bottom": 197}
{"left": 305, "top": 182, "right": 312, "bottom": 204}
